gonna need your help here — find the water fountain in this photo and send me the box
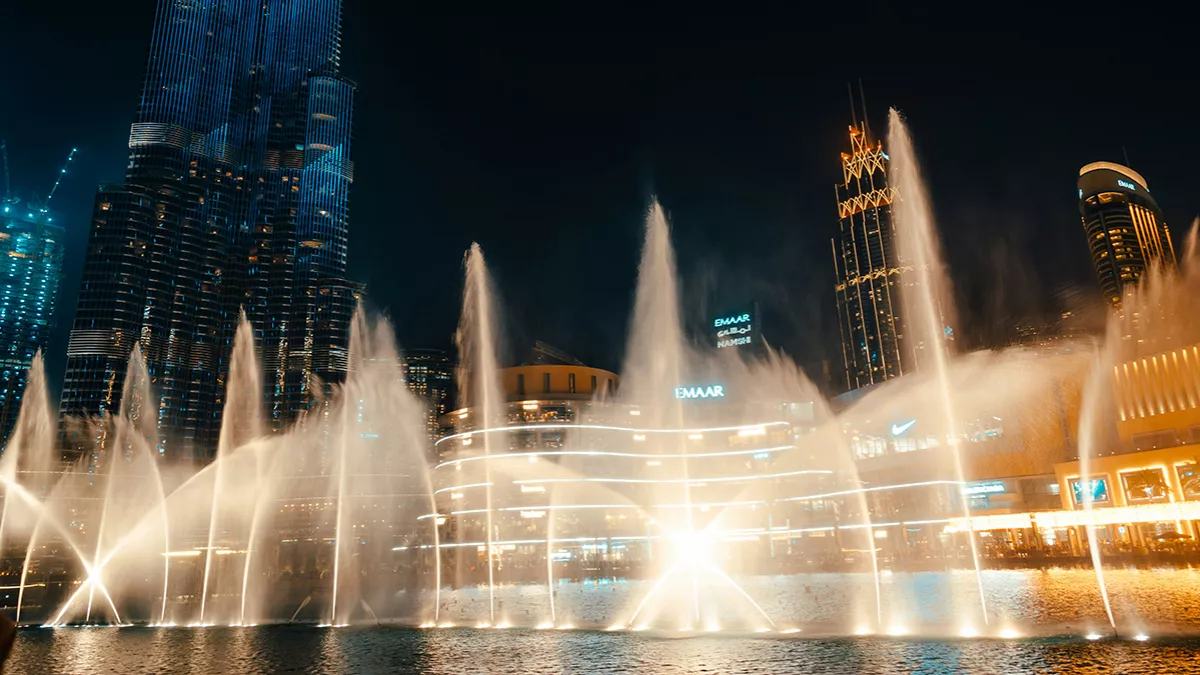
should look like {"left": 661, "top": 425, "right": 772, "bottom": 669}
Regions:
{"left": 0, "top": 112, "right": 1195, "bottom": 654}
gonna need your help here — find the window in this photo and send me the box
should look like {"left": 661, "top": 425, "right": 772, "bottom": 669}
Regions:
{"left": 591, "top": 375, "right": 597, "bottom": 393}
{"left": 1132, "top": 429, "right": 1179, "bottom": 451}
{"left": 568, "top": 373, "right": 576, "bottom": 394}
{"left": 516, "top": 374, "right": 525, "bottom": 396}
{"left": 543, "top": 372, "right": 551, "bottom": 393}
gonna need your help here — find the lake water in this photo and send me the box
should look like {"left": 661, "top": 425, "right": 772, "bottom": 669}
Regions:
{"left": 11, "top": 568, "right": 1200, "bottom": 673}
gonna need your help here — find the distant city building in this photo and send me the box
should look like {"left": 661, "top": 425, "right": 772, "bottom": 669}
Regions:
{"left": 0, "top": 204, "right": 65, "bottom": 442}
{"left": 402, "top": 349, "right": 453, "bottom": 444}
{"left": 1078, "top": 162, "right": 1175, "bottom": 307}
{"left": 61, "top": 0, "right": 357, "bottom": 458}
{"left": 832, "top": 99, "right": 911, "bottom": 391}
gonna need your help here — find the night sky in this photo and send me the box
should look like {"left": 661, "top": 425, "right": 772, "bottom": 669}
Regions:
{"left": 4, "top": 6, "right": 1197, "bottom": 396}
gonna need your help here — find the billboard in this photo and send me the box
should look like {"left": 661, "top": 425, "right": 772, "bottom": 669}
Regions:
{"left": 1121, "top": 467, "right": 1169, "bottom": 503}
{"left": 1071, "top": 477, "right": 1110, "bottom": 505}
{"left": 712, "top": 303, "right": 760, "bottom": 351}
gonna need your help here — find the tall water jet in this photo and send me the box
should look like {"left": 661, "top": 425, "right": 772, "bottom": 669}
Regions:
{"left": 456, "top": 243, "right": 504, "bottom": 624}
{"left": 1076, "top": 334, "right": 1117, "bottom": 632}
{"left": 0, "top": 353, "right": 54, "bottom": 570}
{"left": 619, "top": 200, "right": 698, "bottom": 628}
{"left": 201, "top": 316, "right": 263, "bottom": 625}
{"left": 226, "top": 315, "right": 266, "bottom": 626}
{"left": 117, "top": 345, "right": 171, "bottom": 624}
{"left": 329, "top": 313, "right": 360, "bottom": 626}
{"left": 888, "top": 109, "right": 987, "bottom": 626}
{"left": 6, "top": 353, "right": 57, "bottom": 623}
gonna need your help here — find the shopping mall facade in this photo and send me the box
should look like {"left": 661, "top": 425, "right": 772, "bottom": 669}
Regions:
{"left": 422, "top": 342, "right": 1200, "bottom": 581}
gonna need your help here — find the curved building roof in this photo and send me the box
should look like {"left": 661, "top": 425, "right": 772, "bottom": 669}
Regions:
{"left": 1079, "top": 162, "right": 1148, "bottom": 190}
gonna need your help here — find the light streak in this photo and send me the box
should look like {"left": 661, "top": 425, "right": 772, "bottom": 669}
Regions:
{"left": 515, "top": 469, "right": 830, "bottom": 486}
{"left": 433, "top": 482, "right": 492, "bottom": 495}
{"left": 435, "top": 422, "right": 791, "bottom": 446}
{"left": 433, "top": 445, "right": 800, "bottom": 469}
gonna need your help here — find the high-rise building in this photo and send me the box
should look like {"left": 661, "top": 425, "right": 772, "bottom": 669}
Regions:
{"left": 831, "top": 105, "right": 910, "bottom": 391}
{"left": 0, "top": 204, "right": 65, "bottom": 442}
{"left": 401, "top": 349, "right": 453, "bottom": 444}
{"left": 1078, "top": 162, "right": 1175, "bottom": 307}
{"left": 62, "top": 0, "right": 357, "bottom": 458}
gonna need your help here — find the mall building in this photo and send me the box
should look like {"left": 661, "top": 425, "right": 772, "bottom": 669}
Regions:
{"left": 825, "top": 341, "right": 1200, "bottom": 563}
{"left": 426, "top": 361, "right": 852, "bottom": 582}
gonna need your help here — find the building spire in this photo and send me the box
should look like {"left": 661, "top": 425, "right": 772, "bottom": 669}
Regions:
{"left": 847, "top": 82, "right": 859, "bottom": 130}
{"left": 857, "top": 79, "right": 872, "bottom": 143}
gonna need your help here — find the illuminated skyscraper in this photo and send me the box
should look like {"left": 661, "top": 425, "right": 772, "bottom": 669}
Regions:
{"left": 62, "top": 0, "right": 356, "bottom": 458}
{"left": 831, "top": 106, "right": 910, "bottom": 391}
{"left": 0, "top": 206, "right": 65, "bottom": 442}
{"left": 402, "top": 349, "right": 454, "bottom": 444}
{"left": 1078, "top": 162, "right": 1175, "bottom": 307}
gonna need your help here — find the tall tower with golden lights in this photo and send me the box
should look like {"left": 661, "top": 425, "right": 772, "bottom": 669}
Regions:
{"left": 1078, "top": 161, "right": 1176, "bottom": 307}
{"left": 831, "top": 88, "right": 909, "bottom": 391}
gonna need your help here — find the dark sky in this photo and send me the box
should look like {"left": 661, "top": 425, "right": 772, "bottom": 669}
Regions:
{"left": 4, "top": 6, "right": 1197, "bottom": 395}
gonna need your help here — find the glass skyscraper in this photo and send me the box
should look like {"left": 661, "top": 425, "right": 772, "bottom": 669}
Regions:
{"left": 401, "top": 349, "right": 454, "bottom": 445}
{"left": 831, "top": 115, "right": 911, "bottom": 392}
{"left": 62, "top": 0, "right": 357, "bottom": 458}
{"left": 1078, "top": 162, "right": 1175, "bottom": 307}
{"left": 0, "top": 205, "right": 65, "bottom": 442}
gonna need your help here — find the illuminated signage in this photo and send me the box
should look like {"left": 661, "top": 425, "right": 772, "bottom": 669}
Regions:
{"left": 713, "top": 313, "right": 751, "bottom": 328}
{"left": 961, "top": 481, "right": 1006, "bottom": 496}
{"left": 1121, "top": 467, "right": 1168, "bottom": 503}
{"left": 1117, "top": 179, "right": 1137, "bottom": 191}
{"left": 1071, "top": 477, "right": 1110, "bottom": 505}
{"left": 674, "top": 385, "right": 725, "bottom": 400}
{"left": 891, "top": 420, "right": 916, "bottom": 436}
{"left": 712, "top": 304, "right": 760, "bottom": 351}
{"left": 1177, "top": 463, "right": 1200, "bottom": 500}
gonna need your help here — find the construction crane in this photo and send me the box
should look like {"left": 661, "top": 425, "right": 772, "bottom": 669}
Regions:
{"left": 41, "top": 147, "right": 78, "bottom": 215}
{"left": 1, "top": 140, "right": 10, "bottom": 205}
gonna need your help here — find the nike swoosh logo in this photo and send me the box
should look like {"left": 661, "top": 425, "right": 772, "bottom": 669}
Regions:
{"left": 891, "top": 420, "right": 916, "bottom": 436}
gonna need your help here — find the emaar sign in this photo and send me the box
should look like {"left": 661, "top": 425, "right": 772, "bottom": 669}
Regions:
{"left": 674, "top": 385, "right": 725, "bottom": 400}
{"left": 712, "top": 304, "right": 759, "bottom": 351}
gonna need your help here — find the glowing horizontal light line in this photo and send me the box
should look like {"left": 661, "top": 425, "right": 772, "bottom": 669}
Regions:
{"left": 778, "top": 480, "right": 964, "bottom": 503}
{"left": 434, "top": 445, "right": 798, "bottom": 470}
{"left": 393, "top": 534, "right": 658, "bottom": 551}
{"left": 420, "top": 500, "right": 769, "bottom": 521}
{"left": 433, "top": 482, "right": 491, "bottom": 495}
{"left": 515, "top": 469, "right": 830, "bottom": 486}
{"left": 435, "top": 422, "right": 790, "bottom": 446}
{"left": 652, "top": 500, "right": 766, "bottom": 509}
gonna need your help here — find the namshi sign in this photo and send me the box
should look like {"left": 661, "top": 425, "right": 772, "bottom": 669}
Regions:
{"left": 712, "top": 304, "right": 759, "bottom": 351}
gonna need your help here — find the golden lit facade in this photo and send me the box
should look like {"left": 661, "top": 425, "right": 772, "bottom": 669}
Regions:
{"left": 1078, "top": 162, "right": 1176, "bottom": 307}
{"left": 427, "top": 365, "right": 836, "bottom": 580}
{"left": 832, "top": 123, "right": 911, "bottom": 390}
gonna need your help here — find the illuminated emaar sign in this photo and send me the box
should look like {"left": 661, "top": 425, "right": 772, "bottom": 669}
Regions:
{"left": 712, "top": 305, "right": 759, "bottom": 350}
{"left": 713, "top": 313, "right": 751, "bottom": 328}
{"left": 674, "top": 385, "right": 725, "bottom": 400}
{"left": 1117, "top": 179, "right": 1137, "bottom": 191}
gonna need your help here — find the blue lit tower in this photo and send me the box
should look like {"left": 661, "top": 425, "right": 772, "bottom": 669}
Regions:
{"left": 62, "top": 0, "right": 356, "bottom": 458}
{"left": 831, "top": 94, "right": 911, "bottom": 391}
{"left": 0, "top": 146, "right": 67, "bottom": 442}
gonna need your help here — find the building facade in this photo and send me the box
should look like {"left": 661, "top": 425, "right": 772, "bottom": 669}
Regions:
{"left": 832, "top": 120, "right": 910, "bottom": 391}
{"left": 402, "top": 348, "right": 454, "bottom": 445}
{"left": 1078, "top": 162, "right": 1175, "bottom": 307}
{"left": 0, "top": 206, "right": 65, "bottom": 442}
{"left": 62, "top": 0, "right": 357, "bottom": 458}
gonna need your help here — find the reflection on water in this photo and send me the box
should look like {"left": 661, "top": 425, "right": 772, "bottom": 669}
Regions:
{"left": 11, "top": 569, "right": 1200, "bottom": 673}
{"left": 425, "top": 567, "right": 1200, "bottom": 634}
{"left": 10, "top": 627, "right": 1200, "bottom": 675}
